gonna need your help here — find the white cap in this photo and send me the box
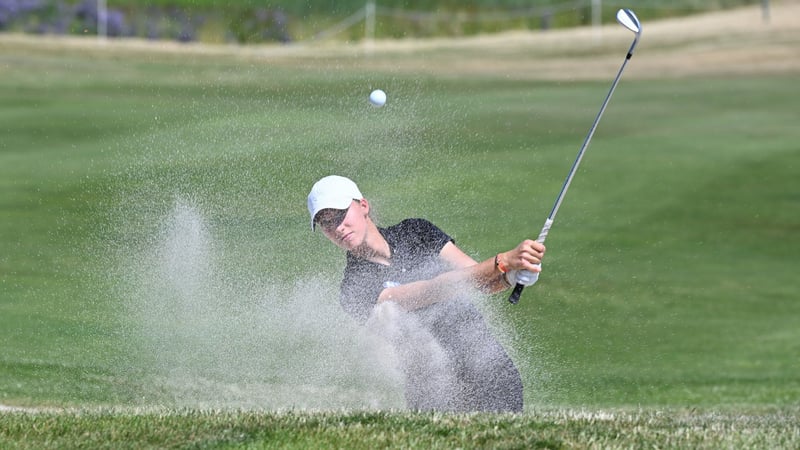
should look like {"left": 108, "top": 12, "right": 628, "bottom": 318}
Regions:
{"left": 307, "top": 175, "right": 363, "bottom": 230}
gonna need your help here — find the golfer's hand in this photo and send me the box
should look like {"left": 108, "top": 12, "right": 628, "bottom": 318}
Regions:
{"left": 506, "top": 269, "right": 538, "bottom": 286}
{"left": 497, "top": 240, "right": 544, "bottom": 287}
{"left": 503, "top": 239, "right": 545, "bottom": 272}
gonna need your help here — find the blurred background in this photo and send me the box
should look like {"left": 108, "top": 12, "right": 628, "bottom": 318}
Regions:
{"left": 0, "top": 0, "right": 772, "bottom": 44}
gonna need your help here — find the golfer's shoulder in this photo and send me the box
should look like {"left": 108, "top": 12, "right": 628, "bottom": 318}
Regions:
{"left": 389, "top": 218, "right": 450, "bottom": 250}
{"left": 387, "top": 218, "right": 441, "bottom": 238}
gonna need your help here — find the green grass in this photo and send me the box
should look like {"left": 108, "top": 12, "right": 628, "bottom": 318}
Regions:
{"left": 2, "top": 408, "right": 799, "bottom": 449}
{"left": 1, "top": 34, "right": 799, "bottom": 447}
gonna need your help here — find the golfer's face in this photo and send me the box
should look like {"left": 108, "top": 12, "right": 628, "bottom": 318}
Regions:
{"left": 318, "top": 200, "right": 365, "bottom": 250}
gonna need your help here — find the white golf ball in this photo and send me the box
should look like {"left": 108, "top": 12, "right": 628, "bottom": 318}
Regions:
{"left": 369, "top": 89, "right": 386, "bottom": 107}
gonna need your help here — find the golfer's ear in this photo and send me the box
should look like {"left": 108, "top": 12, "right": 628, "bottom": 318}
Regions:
{"left": 358, "top": 198, "right": 370, "bottom": 214}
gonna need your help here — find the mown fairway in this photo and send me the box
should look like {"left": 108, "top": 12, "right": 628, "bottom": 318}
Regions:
{"left": 1, "top": 3, "right": 799, "bottom": 448}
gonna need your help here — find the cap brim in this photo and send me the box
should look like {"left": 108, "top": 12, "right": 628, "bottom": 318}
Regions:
{"left": 310, "top": 196, "right": 354, "bottom": 231}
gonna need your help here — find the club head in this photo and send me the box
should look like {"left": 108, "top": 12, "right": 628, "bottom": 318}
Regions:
{"left": 616, "top": 9, "right": 641, "bottom": 35}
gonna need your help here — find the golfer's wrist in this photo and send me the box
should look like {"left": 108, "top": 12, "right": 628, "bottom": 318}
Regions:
{"left": 494, "top": 253, "right": 509, "bottom": 274}
{"left": 501, "top": 271, "right": 514, "bottom": 288}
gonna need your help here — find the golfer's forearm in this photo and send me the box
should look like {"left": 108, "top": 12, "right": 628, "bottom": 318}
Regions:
{"left": 377, "top": 259, "right": 508, "bottom": 310}
{"left": 468, "top": 256, "right": 511, "bottom": 294}
{"left": 377, "top": 274, "right": 456, "bottom": 310}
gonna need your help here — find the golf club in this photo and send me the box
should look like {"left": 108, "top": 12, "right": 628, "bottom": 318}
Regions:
{"left": 508, "top": 8, "right": 642, "bottom": 304}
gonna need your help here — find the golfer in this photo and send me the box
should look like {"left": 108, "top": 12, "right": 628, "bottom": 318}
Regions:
{"left": 308, "top": 175, "right": 545, "bottom": 412}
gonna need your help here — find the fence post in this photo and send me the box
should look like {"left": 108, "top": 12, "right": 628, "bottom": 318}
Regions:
{"left": 592, "top": 0, "right": 601, "bottom": 40}
{"left": 97, "top": 0, "right": 107, "bottom": 40}
{"left": 365, "top": 1, "right": 376, "bottom": 42}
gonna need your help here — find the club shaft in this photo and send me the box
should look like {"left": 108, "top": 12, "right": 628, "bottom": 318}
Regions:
{"left": 549, "top": 54, "right": 633, "bottom": 222}
{"left": 508, "top": 34, "right": 640, "bottom": 304}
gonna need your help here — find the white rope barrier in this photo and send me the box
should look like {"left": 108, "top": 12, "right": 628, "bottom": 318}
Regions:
{"left": 311, "top": 0, "right": 605, "bottom": 42}
{"left": 312, "top": 7, "right": 368, "bottom": 41}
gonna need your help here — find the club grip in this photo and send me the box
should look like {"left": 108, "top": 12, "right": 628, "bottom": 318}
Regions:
{"left": 508, "top": 283, "right": 524, "bottom": 304}
{"left": 507, "top": 269, "right": 539, "bottom": 304}
{"left": 507, "top": 218, "right": 552, "bottom": 304}
{"left": 536, "top": 218, "right": 554, "bottom": 243}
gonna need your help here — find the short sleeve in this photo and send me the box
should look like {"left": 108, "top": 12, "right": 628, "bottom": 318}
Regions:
{"left": 337, "top": 218, "right": 453, "bottom": 325}
{"left": 339, "top": 261, "right": 384, "bottom": 324}
{"left": 394, "top": 218, "right": 452, "bottom": 256}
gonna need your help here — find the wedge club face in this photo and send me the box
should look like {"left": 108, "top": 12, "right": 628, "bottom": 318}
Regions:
{"left": 616, "top": 9, "right": 642, "bottom": 58}
{"left": 616, "top": 9, "right": 641, "bottom": 35}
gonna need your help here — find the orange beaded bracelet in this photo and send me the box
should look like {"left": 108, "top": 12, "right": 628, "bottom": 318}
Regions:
{"left": 494, "top": 254, "right": 509, "bottom": 274}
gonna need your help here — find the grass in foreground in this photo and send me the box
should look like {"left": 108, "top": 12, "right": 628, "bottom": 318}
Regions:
{"left": 1, "top": 407, "right": 799, "bottom": 449}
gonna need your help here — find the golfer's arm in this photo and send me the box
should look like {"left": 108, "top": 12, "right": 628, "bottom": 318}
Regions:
{"left": 439, "top": 242, "right": 510, "bottom": 293}
{"left": 377, "top": 244, "right": 509, "bottom": 310}
{"left": 377, "top": 276, "right": 453, "bottom": 310}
